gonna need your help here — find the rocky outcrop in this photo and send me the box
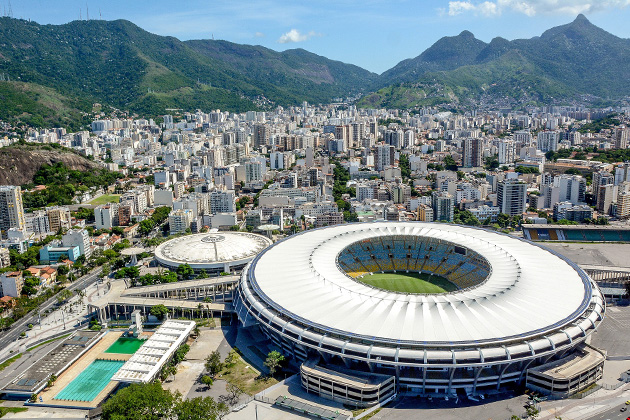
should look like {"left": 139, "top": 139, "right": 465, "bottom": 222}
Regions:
{"left": 0, "top": 145, "right": 101, "bottom": 186}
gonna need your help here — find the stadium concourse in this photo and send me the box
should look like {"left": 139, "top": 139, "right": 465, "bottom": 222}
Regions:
{"left": 235, "top": 222, "right": 606, "bottom": 406}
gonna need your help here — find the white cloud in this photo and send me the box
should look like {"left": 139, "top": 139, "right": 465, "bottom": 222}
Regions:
{"left": 448, "top": 1, "right": 477, "bottom": 15}
{"left": 447, "top": 0, "right": 630, "bottom": 17}
{"left": 277, "top": 29, "right": 320, "bottom": 43}
{"left": 255, "top": 32, "right": 265, "bottom": 38}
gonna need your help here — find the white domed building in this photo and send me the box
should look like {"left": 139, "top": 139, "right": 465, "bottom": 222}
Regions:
{"left": 154, "top": 232, "right": 272, "bottom": 275}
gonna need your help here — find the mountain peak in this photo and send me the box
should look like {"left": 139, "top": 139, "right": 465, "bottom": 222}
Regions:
{"left": 573, "top": 13, "right": 590, "bottom": 24}
{"left": 458, "top": 30, "right": 475, "bottom": 38}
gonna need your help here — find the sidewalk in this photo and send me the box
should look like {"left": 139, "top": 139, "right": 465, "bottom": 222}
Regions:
{"left": 539, "top": 383, "right": 630, "bottom": 419}
{"left": 0, "top": 279, "right": 110, "bottom": 361}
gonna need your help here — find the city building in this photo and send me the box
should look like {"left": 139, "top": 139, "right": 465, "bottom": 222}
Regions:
{"left": 168, "top": 209, "right": 194, "bottom": 235}
{"left": 27, "top": 210, "right": 51, "bottom": 235}
{"left": 62, "top": 229, "right": 92, "bottom": 259}
{"left": 537, "top": 131, "right": 560, "bottom": 152}
{"left": 0, "top": 271, "right": 23, "bottom": 297}
{"left": 462, "top": 138, "right": 483, "bottom": 167}
{"left": 94, "top": 204, "right": 118, "bottom": 230}
{"left": 417, "top": 204, "right": 434, "bottom": 222}
{"left": 39, "top": 245, "right": 81, "bottom": 264}
{"left": 0, "top": 186, "right": 25, "bottom": 239}
{"left": 375, "top": 145, "right": 395, "bottom": 171}
{"left": 431, "top": 191, "right": 454, "bottom": 222}
{"left": 497, "top": 179, "right": 527, "bottom": 216}
{"left": 0, "top": 247, "right": 10, "bottom": 268}
{"left": 315, "top": 212, "right": 343, "bottom": 228}
{"left": 469, "top": 205, "right": 500, "bottom": 222}
{"left": 498, "top": 139, "right": 516, "bottom": 164}
{"left": 209, "top": 190, "right": 236, "bottom": 214}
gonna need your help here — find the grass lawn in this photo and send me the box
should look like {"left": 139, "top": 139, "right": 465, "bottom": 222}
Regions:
{"left": 26, "top": 334, "right": 71, "bottom": 352}
{"left": 357, "top": 272, "right": 457, "bottom": 294}
{"left": 0, "top": 406, "right": 28, "bottom": 418}
{"left": 219, "top": 349, "right": 278, "bottom": 395}
{"left": 0, "top": 354, "right": 22, "bottom": 373}
{"left": 88, "top": 194, "right": 120, "bottom": 205}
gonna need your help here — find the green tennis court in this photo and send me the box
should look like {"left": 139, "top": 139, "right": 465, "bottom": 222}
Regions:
{"left": 357, "top": 271, "right": 457, "bottom": 294}
{"left": 54, "top": 359, "right": 124, "bottom": 402}
{"left": 105, "top": 337, "right": 145, "bottom": 354}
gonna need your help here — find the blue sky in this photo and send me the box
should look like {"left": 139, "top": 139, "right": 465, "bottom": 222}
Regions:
{"left": 4, "top": 0, "right": 630, "bottom": 73}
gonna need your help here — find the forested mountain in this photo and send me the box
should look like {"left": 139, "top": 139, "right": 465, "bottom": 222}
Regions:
{"left": 1, "top": 14, "right": 629, "bottom": 126}
{"left": 0, "top": 17, "right": 377, "bottom": 127}
{"left": 362, "top": 15, "right": 630, "bottom": 108}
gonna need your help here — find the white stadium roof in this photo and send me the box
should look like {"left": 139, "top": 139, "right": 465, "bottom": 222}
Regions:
{"left": 247, "top": 222, "right": 599, "bottom": 345}
{"left": 154, "top": 232, "right": 272, "bottom": 269}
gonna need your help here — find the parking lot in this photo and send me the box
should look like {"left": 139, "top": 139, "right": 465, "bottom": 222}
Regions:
{"left": 543, "top": 242, "right": 630, "bottom": 268}
{"left": 591, "top": 305, "right": 630, "bottom": 359}
{"left": 368, "top": 393, "right": 530, "bottom": 420}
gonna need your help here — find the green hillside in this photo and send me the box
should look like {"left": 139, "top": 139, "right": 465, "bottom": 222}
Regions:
{"left": 0, "top": 17, "right": 376, "bottom": 127}
{"left": 364, "top": 14, "right": 630, "bottom": 109}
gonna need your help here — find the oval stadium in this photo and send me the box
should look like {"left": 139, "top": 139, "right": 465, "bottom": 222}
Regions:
{"left": 235, "top": 222, "right": 605, "bottom": 404}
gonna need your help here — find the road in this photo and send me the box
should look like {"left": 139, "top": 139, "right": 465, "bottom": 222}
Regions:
{"left": 0, "top": 267, "right": 102, "bottom": 355}
{"left": 587, "top": 404, "right": 630, "bottom": 420}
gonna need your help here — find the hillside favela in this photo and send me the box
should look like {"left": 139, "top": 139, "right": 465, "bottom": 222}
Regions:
{"left": 1, "top": 1, "right": 630, "bottom": 420}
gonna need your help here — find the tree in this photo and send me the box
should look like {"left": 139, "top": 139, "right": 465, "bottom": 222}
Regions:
{"left": 484, "top": 155, "right": 499, "bottom": 170}
{"left": 443, "top": 155, "right": 458, "bottom": 171}
{"left": 173, "top": 396, "right": 228, "bottom": 420}
{"left": 56, "top": 265, "right": 69, "bottom": 275}
{"left": 200, "top": 375, "right": 214, "bottom": 389}
{"left": 57, "top": 288, "right": 73, "bottom": 304}
{"left": 526, "top": 405, "right": 540, "bottom": 419}
{"left": 150, "top": 304, "right": 169, "bottom": 320}
{"left": 264, "top": 350, "right": 285, "bottom": 376}
{"left": 225, "top": 383, "right": 243, "bottom": 405}
{"left": 161, "top": 364, "right": 178, "bottom": 381}
{"left": 224, "top": 348, "right": 238, "bottom": 367}
{"left": 103, "top": 249, "right": 118, "bottom": 260}
{"left": 176, "top": 264, "right": 194, "bottom": 280}
{"left": 101, "top": 382, "right": 177, "bottom": 420}
{"left": 101, "top": 263, "right": 110, "bottom": 278}
{"left": 205, "top": 350, "right": 223, "bottom": 377}
{"left": 111, "top": 226, "right": 124, "bottom": 236}
{"left": 126, "top": 266, "right": 140, "bottom": 279}
{"left": 197, "top": 269, "right": 208, "bottom": 279}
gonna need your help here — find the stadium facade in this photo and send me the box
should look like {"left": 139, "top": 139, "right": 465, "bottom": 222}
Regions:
{"left": 235, "top": 222, "right": 605, "bottom": 404}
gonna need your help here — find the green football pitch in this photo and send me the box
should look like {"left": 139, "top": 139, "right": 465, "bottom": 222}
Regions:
{"left": 356, "top": 272, "right": 457, "bottom": 294}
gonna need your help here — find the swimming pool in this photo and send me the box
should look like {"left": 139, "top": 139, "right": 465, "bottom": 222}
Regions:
{"left": 104, "top": 337, "right": 145, "bottom": 354}
{"left": 54, "top": 359, "right": 125, "bottom": 402}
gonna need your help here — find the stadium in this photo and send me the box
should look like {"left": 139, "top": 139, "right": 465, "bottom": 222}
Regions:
{"left": 235, "top": 222, "right": 605, "bottom": 404}
{"left": 154, "top": 231, "right": 272, "bottom": 275}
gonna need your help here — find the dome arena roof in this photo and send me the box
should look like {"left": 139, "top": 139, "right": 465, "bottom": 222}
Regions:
{"left": 154, "top": 232, "right": 272, "bottom": 270}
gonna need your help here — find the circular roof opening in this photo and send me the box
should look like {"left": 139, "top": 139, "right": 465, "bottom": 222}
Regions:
{"left": 336, "top": 235, "right": 490, "bottom": 294}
